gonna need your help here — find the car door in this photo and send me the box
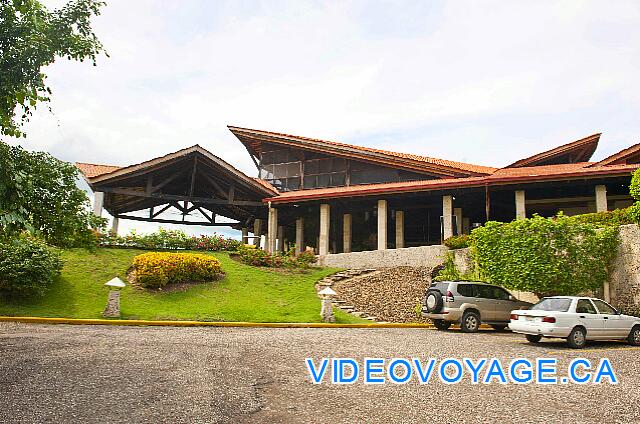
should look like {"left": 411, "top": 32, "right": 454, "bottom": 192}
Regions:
{"left": 575, "top": 298, "right": 603, "bottom": 338}
{"left": 490, "top": 286, "right": 515, "bottom": 322}
{"left": 474, "top": 285, "right": 497, "bottom": 321}
{"left": 592, "top": 299, "right": 629, "bottom": 338}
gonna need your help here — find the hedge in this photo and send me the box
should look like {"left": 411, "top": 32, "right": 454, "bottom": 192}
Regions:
{"left": 100, "top": 229, "right": 242, "bottom": 252}
{"left": 0, "top": 236, "right": 62, "bottom": 296}
{"left": 237, "top": 244, "right": 317, "bottom": 269}
{"left": 132, "top": 252, "right": 224, "bottom": 288}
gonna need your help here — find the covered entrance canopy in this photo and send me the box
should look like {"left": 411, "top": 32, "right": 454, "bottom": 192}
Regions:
{"left": 77, "top": 145, "right": 276, "bottom": 230}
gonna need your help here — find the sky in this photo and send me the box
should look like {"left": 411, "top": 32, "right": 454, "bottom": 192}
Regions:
{"left": 8, "top": 0, "right": 640, "bottom": 237}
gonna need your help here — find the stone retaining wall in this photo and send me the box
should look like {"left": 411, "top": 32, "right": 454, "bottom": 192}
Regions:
{"left": 318, "top": 245, "right": 449, "bottom": 270}
{"left": 608, "top": 224, "right": 640, "bottom": 310}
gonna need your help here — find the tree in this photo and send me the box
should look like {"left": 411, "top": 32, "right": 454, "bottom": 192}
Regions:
{"left": 0, "top": 0, "right": 106, "bottom": 138}
{"left": 0, "top": 140, "right": 106, "bottom": 247}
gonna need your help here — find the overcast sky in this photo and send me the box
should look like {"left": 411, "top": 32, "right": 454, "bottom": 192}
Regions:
{"left": 9, "top": 0, "right": 640, "bottom": 237}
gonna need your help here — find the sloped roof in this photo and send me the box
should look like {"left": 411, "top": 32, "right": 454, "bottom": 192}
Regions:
{"left": 265, "top": 162, "right": 639, "bottom": 204}
{"left": 505, "top": 133, "right": 601, "bottom": 168}
{"left": 589, "top": 143, "right": 640, "bottom": 167}
{"left": 76, "top": 163, "right": 121, "bottom": 179}
{"left": 228, "top": 126, "right": 497, "bottom": 177}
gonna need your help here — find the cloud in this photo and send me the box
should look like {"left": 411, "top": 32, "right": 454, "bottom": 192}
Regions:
{"left": 7, "top": 0, "right": 640, "bottom": 235}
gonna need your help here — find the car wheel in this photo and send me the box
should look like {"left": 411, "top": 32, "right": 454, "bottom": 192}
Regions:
{"left": 566, "top": 327, "right": 587, "bottom": 349}
{"left": 461, "top": 311, "right": 480, "bottom": 333}
{"left": 491, "top": 324, "right": 507, "bottom": 331}
{"left": 627, "top": 325, "right": 640, "bottom": 346}
{"left": 525, "top": 334, "right": 542, "bottom": 343}
{"left": 433, "top": 319, "right": 451, "bottom": 331}
{"left": 424, "top": 291, "right": 444, "bottom": 313}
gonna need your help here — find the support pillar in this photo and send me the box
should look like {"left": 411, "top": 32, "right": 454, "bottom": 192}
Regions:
{"left": 319, "top": 204, "right": 330, "bottom": 256}
{"left": 395, "top": 210, "right": 404, "bottom": 249}
{"left": 595, "top": 185, "right": 608, "bottom": 212}
{"left": 442, "top": 195, "right": 453, "bottom": 241}
{"left": 241, "top": 227, "right": 249, "bottom": 244}
{"left": 253, "top": 219, "right": 263, "bottom": 248}
{"left": 277, "top": 225, "right": 285, "bottom": 253}
{"left": 454, "top": 207, "right": 462, "bottom": 236}
{"left": 267, "top": 208, "right": 278, "bottom": 253}
{"left": 93, "top": 192, "right": 104, "bottom": 217}
{"left": 377, "top": 200, "right": 387, "bottom": 250}
{"left": 110, "top": 217, "right": 119, "bottom": 236}
{"left": 603, "top": 281, "right": 611, "bottom": 303}
{"left": 295, "top": 217, "right": 304, "bottom": 254}
{"left": 515, "top": 190, "right": 526, "bottom": 220}
{"left": 343, "top": 214, "right": 352, "bottom": 253}
{"left": 463, "top": 218, "right": 470, "bottom": 235}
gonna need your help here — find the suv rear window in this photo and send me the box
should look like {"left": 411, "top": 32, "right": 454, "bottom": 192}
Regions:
{"left": 456, "top": 284, "right": 476, "bottom": 297}
{"left": 531, "top": 298, "right": 572, "bottom": 312}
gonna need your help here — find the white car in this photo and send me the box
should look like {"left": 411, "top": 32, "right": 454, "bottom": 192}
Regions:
{"left": 509, "top": 296, "right": 640, "bottom": 349}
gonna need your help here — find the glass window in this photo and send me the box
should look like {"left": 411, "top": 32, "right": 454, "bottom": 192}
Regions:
{"left": 592, "top": 299, "right": 617, "bottom": 315}
{"left": 491, "top": 287, "right": 511, "bottom": 300}
{"left": 530, "top": 298, "right": 572, "bottom": 312}
{"left": 575, "top": 299, "right": 597, "bottom": 314}
{"left": 476, "top": 285, "right": 493, "bottom": 299}
{"left": 457, "top": 284, "right": 477, "bottom": 297}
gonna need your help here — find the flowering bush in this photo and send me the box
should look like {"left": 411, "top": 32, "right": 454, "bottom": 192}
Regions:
{"left": 443, "top": 234, "right": 471, "bottom": 249}
{"left": 237, "top": 244, "right": 317, "bottom": 269}
{"left": 100, "top": 228, "right": 242, "bottom": 252}
{"left": 132, "top": 252, "right": 223, "bottom": 288}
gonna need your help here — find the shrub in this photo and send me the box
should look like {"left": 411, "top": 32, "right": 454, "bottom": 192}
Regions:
{"left": 0, "top": 236, "right": 62, "bottom": 296}
{"left": 237, "top": 244, "right": 317, "bottom": 269}
{"left": 443, "top": 234, "right": 471, "bottom": 249}
{"left": 99, "top": 229, "right": 242, "bottom": 252}
{"left": 470, "top": 214, "right": 619, "bottom": 297}
{"left": 132, "top": 252, "right": 223, "bottom": 288}
{"left": 631, "top": 169, "right": 640, "bottom": 223}
{"left": 567, "top": 207, "right": 634, "bottom": 227}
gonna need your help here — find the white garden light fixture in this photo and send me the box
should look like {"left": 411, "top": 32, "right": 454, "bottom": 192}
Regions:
{"left": 103, "top": 277, "right": 126, "bottom": 318}
{"left": 318, "top": 286, "right": 336, "bottom": 323}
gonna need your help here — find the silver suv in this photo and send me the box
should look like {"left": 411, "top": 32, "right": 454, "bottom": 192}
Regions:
{"left": 423, "top": 281, "right": 532, "bottom": 332}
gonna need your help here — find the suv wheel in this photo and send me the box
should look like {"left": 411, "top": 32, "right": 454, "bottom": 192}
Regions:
{"left": 433, "top": 319, "right": 451, "bottom": 331}
{"left": 566, "top": 327, "right": 587, "bottom": 349}
{"left": 424, "top": 290, "right": 444, "bottom": 313}
{"left": 461, "top": 311, "right": 480, "bottom": 333}
{"left": 525, "top": 334, "right": 542, "bottom": 343}
{"left": 628, "top": 325, "right": 640, "bottom": 346}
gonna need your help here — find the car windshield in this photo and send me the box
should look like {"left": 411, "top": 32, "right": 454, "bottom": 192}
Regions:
{"left": 530, "top": 298, "right": 572, "bottom": 312}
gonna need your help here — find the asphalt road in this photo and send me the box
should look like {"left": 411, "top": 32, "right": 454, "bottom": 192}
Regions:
{"left": 1, "top": 323, "right": 639, "bottom": 423}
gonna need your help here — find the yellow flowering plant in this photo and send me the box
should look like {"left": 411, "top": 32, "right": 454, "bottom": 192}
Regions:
{"left": 132, "top": 252, "right": 223, "bottom": 288}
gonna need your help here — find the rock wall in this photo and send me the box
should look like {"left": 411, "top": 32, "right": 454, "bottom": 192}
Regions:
{"left": 318, "top": 245, "right": 449, "bottom": 270}
{"left": 608, "top": 224, "right": 640, "bottom": 310}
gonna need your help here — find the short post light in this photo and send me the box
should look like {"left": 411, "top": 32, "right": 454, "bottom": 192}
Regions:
{"left": 318, "top": 286, "right": 336, "bottom": 323}
{"left": 103, "top": 277, "right": 126, "bottom": 318}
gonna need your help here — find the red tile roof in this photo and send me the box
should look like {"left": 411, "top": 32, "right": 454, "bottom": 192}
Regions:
{"left": 265, "top": 162, "right": 639, "bottom": 203}
{"left": 505, "top": 133, "right": 600, "bottom": 168}
{"left": 589, "top": 143, "right": 640, "bottom": 167}
{"left": 228, "top": 126, "right": 497, "bottom": 176}
{"left": 76, "top": 162, "right": 121, "bottom": 178}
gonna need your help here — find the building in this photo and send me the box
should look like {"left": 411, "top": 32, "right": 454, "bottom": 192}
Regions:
{"left": 78, "top": 127, "right": 640, "bottom": 256}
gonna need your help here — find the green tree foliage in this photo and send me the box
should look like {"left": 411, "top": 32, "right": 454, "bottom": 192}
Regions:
{"left": 0, "top": 0, "right": 106, "bottom": 137}
{"left": 0, "top": 141, "right": 106, "bottom": 246}
{"left": 630, "top": 169, "right": 640, "bottom": 223}
{"left": 470, "top": 215, "right": 619, "bottom": 297}
{"left": 0, "top": 235, "right": 62, "bottom": 296}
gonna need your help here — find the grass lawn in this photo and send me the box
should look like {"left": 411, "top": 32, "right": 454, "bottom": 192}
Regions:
{"left": 0, "top": 248, "right": 366, "bottom": 323}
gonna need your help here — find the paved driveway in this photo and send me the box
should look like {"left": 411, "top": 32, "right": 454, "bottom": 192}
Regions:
{"left": 1, "top": 322, "right": 639, "bottom": 423}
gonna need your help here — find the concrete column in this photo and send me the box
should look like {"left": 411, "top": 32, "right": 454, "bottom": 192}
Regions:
{"left": 442, "top": 195, "right": 453, "bottom": 241}
{"left": 267, "top": 208, "right": 278, "bottom": 253}
{"left": 395, "top": 210, "right": 404, "bottom": 249}
{"left": 377, "top": 199, "right": 388, "bottom": 250}
{"left": 595, "top": 185, "right": 608, "bottom": 212}
{"left": 454, "top": 207, "right": 463, "bottom": 236}
{"left": 295, "top": 217, "right": 304, "bottom": 254}
{"left": 515, "top": 190, "right": 526, "bottom": 220}
{"left": 253, "top": 219, "right": 263, "bottom": 248}
{"left": 319, "top": 204, "right": 330, "bottom": 255}
{"left": 463, "top": 218, "right": 470, "bottom": 235}
{"left": 277, "top": 225, "right": 285, "bottom": 253}
{"left": 241, "top": 227, "right": 249, "bottom": 244}
{"left": 93, "top": 192, "right": 104, "bottom": 217}
{"left": 110, "top": 217, "right": 119, "bottom": 236}
{"left": 603, "top": 281, "right": 611, "bottom": 303}
{"left": 343, "top": 213, "right": 352, "bottom": 253}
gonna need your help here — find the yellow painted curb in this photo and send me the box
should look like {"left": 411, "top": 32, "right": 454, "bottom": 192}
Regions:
{"left": 0, "top": 316, "right": 436, "bottom": 329}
